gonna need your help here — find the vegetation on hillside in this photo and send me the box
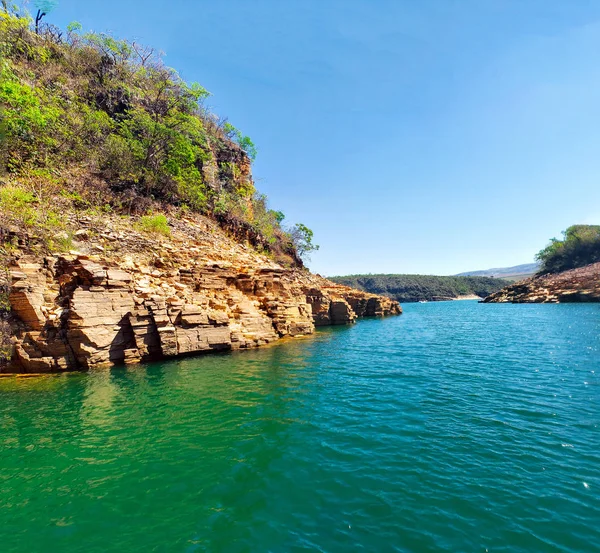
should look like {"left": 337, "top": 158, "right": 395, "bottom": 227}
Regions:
{"left": 330, "top": 274, "right": 509, "bottom": 303}
{"left": 536, "top": 225, "right": 600, "bottom": 275}
{"left": 0, "top": 4, "right": 317, "bottom": 264}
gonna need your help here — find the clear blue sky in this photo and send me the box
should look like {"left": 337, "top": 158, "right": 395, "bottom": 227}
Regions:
{"left": 43, "top": 0, "right": 600, "bottom": 275}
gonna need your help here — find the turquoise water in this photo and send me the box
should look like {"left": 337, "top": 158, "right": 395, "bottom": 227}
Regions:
{"left": 1, "top": 301, "right": 599, "bottom": 552}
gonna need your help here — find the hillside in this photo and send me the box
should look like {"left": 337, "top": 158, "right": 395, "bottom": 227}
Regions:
{"left": 329, "top": 274, "right": 509, "bottom": 303}
{"left": 457, "top": 263, "right": 539, "bottom": 280}
{"left": 0, "top": 7, "right": 313, "bottom": 265}
{"left": 482, "top": 262, "right": 600, "bottom": 303}
{"left": 0, "top": 9, "right": 400, "bottom": 372}
{"left": 483, "top": 225, "right": 600, "bottom": 303}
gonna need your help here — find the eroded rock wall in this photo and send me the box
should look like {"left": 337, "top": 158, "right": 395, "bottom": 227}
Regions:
{"left": 2, "top": 217, "right": 400, "bottom": 372}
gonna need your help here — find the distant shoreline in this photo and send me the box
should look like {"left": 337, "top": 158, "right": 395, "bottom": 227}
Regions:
{"left": 404, "top": 295, "right": 481, "bottom": 303}
{"left": 329, "top": 275, "right": 508, "bottom": 304}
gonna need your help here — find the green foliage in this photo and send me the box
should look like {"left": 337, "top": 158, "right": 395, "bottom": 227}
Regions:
{"left": 0, "top": 10, "right": 305, "bottom": 263}
{"left": 66, "top": 21, "right": 82, "bottom": 34}
{"left": 0, "top": 9, "right": 243, "bottom": 195}
{"left": 83, "top": 32, "right": 132, "bottom": 63}
{"left": 0, "top": 184, "right": 39, "bottom": 226}
{"left": 0, "top": 183, "right": 65, "bottom": 244}
{"left": 250, "top": 194, "right": 282, "bottom": 245}
{"left": 330, "top": 274, "right": 509, "bottom": 303}
{"left": 135, "top": 214, "right": 171, "bottom": 236}
{"left": 223, "top": 122, "right": 257, "bottom": 161}
{"left": 188, "top": 82, "right": 210, "bottom": 102}
{"left": 0, "top": 286, "right": 8, "bottom": 313}
{"left": 50, "top": 231, "right": 73, "bottom": 252}
{"left": 536, "top": 225, "right": 600, "bottom": 274}
{"left": 289, "top": 223, "right": 319, "bottom": 260}
{"left": 0, "top": 61, "right": 60, "bottom": 169}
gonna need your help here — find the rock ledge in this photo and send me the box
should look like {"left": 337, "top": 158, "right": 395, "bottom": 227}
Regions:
{"left": 2, "top": 215, "right": 400, "bottom": 372}
{"left": 482, "top": 262, "right": 600, "bottom": 303}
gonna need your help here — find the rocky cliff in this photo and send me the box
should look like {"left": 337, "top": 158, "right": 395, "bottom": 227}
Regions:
{"left": 1, "top": 213, "right": 400, "bottom": 373}
{"left": 0, "top": 11, "right": 402, "bottom": 373}
{"left": 482, "top": 262, "right": 600, "bottom": 303}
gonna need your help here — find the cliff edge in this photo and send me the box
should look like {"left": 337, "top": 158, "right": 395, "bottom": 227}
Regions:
{"left": 0, "top": 10, "right": 401, "bottom": 373}
{"left": 1, "top": 213, "right": 400, "bottom": 373}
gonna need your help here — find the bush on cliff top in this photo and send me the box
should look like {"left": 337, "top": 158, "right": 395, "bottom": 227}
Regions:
{"left": 536, "top": 225, "right": 600, "bottom": 274}
{"left": 0, "top": 5, "right": 313, "bottom": 266}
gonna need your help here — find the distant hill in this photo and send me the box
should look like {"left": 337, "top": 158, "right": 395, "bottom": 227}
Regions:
{"left": 329, "top": 274, "right": 510, "bottom": 303}
{"left": 457, "top": 263, "right": 539, "bottom": 280}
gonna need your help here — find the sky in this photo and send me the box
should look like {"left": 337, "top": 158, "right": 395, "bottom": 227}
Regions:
{"left": 36, "top": 0, "right": 600, "bottom": 275}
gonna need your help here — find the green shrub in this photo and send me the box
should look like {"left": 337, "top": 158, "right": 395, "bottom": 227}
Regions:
{"left": 223, "top": 122, "right": 257, "bottom": 161}
{"left": 0, "top": 184, "right": 39, "bottom": 226}
{"left": 0, "top": 61, "right": 60, "bottom": 169}
{"left": 536, "top": 225, "right": 600, "bottom": 274}
{"left": 49, "top": 231, "right": 74, "bottom": 252}
{"left": 135, "top": 214, "right": 171, "bottom": 236}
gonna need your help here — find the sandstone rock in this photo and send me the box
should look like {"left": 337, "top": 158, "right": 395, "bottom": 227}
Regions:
{"left": 3, "top": 216, "right": 401, "bottom": 373}
{"left": 106, "top": 270, "right": 133, "bottom": 287}
{"left": 329, "top": 299, "right": 357, "bottom": 325}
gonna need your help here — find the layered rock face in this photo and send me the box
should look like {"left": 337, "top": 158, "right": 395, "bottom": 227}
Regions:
{"left": 482, "top": 262, "right": 600, "bottom": 303}
{"left": 2, "top": 215, "right": 400, "bottom": 373}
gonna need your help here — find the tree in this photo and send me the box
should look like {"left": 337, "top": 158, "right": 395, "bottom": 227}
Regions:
{"left": 33, "top": 0, "right": 58, "bottom": 34}
{"left": 536, "top": 224, "right": 600, "bottom": 274}
{"left": 223, "top": 122, "right": 257, "bottom": 161}
{"left": 290, "top": 223, "right": 319, "bottom": 261}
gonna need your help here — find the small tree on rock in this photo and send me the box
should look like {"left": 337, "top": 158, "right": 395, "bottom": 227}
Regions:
{"left": 290, "top": 223, "right": 319, "bottom": 262}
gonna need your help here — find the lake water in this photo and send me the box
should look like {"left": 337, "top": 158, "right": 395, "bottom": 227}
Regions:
{"left": 1, "top": 301, "right": 599, "bottom": 552}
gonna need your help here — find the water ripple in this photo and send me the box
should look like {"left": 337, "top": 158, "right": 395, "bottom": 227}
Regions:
{"left": 1, "top": 301, "right": 599, "bottom": 552}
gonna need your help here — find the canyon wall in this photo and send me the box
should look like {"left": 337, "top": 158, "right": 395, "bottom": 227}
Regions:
{"left": 2, "top": 214, "right": 400, "bottom": 373}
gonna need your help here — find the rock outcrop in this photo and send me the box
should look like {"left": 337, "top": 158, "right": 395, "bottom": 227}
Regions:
{"left": 1, "top": 213, "right": 400, "bottom": 373}
{"left": 482, "top": 262, "right": 600, "bottom": 303}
